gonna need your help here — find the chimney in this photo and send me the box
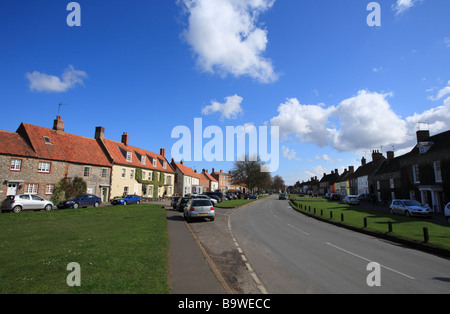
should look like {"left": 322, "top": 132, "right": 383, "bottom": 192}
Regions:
{"left": 121, "top": 132, "right": 129, "bottom": 146}
{"left": 212, "top": 168, "right": 215, "bottom": 173}
{"left": 361, "top": 157, "right": 366, "bottom": 166}
{"left": 416, "top": 130, "right": 430, "bottom": 144}
{"left": 180, "top": 160, "right": 183, "bottom": 165}
{"left": 372, "top": 150, "right": 382, "bottom": 161}
{"left": 160, "top": 148, "right": 166, "bottom": 157}
{"left": 387, "top": 151, "right": 394, "bottom": 160}
{"left": 335, "top": 169, "right": 339, "bottom": 175}
{"left": 53, "top": 116, "right": 65, "bottom": 133}
{"left": 349, "top": 166, "right": 354, "bottom": 173}
{"left": 95, "top": 126, "right": 105, "bottom": 140}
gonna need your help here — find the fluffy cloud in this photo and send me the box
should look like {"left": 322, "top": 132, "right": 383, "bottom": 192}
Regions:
{"left": 202, "top": 94, "right": 243, "bottom": 119}
{"left": 282, "top": 145, "right": 301, "bottom": 161}
{"left": 270, "top": 88, "right": 450, "bottom": 153}
{"left": 25, "top": 65, "right": 87, "bottom": 93}
{"left": 392, "top": 0, "right": 421, "bottom": 15}
{"left": 179, "top": 0, "right": 277, "bottom": 83}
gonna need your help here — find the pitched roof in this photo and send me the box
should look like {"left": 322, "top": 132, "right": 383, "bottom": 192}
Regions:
{"left": 0, "top": 130, "right": 36, "bottom": 157}
{"left": 353, "top": 157, "right": 385, "bottom": 178}
{"left": 102, "top": 138, "right": 174, "bottom": 173}
{"left": 17, "top": 123, "right": 111, "bottom": 167}
{"left": 171, "top": 161, "right": 199, "bottom": 178}
{"left": 202, "top": 171, "right": 218, "bottom": 182}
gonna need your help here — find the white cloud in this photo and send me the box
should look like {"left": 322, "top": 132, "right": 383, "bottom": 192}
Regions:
{"left": 202, "top": 94, "right": 243, "bottom": 119}
{"left": 428, "top": 80, "right": 450, "bottom": 101}
{"left": 315, "top": 154, "right": 333, "bottom": 162}
{"left": 282, "top": 145, "right": 301, "bottom": 161}
{"left": 445, "top": 37, "right": 450, "bottom": 48}
{"left": 270, "top": 89, "right": 450, "bottom": 153}
{"left": 179, "top": 0, "right": 277, "bottom": 83}
{"left": 26, "top": 65, "right": 87, "bottom": 93}
{"left": 392, "top": 0, "right": 421, "bottom": 15}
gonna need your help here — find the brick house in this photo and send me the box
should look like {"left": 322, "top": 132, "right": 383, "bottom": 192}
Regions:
{"left": 97, "top": 129, "right": 175, "bottom": 199}
{"left": 0, "top": 117, "right": 112, "bottom": 201}
{"left": 198, "top": 169, "right": 219, "bottom": 192}
{"left": 319, "top": 169, "right": 340, "bottom": 195}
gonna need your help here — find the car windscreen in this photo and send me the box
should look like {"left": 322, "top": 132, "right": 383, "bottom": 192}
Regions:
{"left": 404, "top": 200, "right": 422, "bottom": 206}
{"left": 192, "top": 200, "right": 212, "bottom": 206}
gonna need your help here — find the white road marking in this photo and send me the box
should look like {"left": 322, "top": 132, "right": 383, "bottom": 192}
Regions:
{"left": 326, "top": 242, "right": 416, "bottom": 280}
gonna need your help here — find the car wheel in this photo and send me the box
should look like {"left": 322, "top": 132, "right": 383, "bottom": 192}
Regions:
{"left": 94, "top": 202, "right": 99, "bottom": 208}
{"left": 390, "top": 208, "right": 395, "bottom": 215}
{"left": 45, "top": 204, "right": 52, "bottom": 211}
{"left": 123, "top": 201, "right": 127, "bottom": 206}
{"left": 210, "top": 217, "right": 215, "bottom": 222}
{"left": 137, "top": 200, "right": 140, "bottom": 204}
{"left": 13, "top": 205, "right": 22, "bottom": 213}
{"left": 405, "top": 211, "right": 411, "bottom": 217}
{"left": 73, "top": 203, "right": 79, "bottom": 209}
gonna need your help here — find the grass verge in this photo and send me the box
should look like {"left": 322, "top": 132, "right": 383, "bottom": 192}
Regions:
{"left": 290, "top": 196, "right": 450, "bottom": 252}
{"left": 0, "top": 204, "right": 169, "bottom": 294}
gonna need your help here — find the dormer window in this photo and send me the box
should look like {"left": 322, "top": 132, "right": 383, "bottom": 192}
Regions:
{"left": 152, "top": 158, "right": 157, "bottom": 167}
{"left": 163, "top": 161, "right": 167, "bottom": 169}
{"left": 141, "top": 155, "right": 146, "bottom": 165}
{"left": 126, "top": 152, "right": 132, "bottom": 162}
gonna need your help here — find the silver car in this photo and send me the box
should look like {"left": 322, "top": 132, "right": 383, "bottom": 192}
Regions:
{"left": 389, "top": 199, "right": 432, "bottom": 217}
{"left": 1, "top": 194, "right": 54, "bottom": 213}
{"left": 343, "top": 195, "right": 360, "bottom": 205}
{"left": 184, "top": 198, "right": 215, "bottom": 222}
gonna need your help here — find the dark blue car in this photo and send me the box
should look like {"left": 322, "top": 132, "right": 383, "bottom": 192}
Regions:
{"left": 111, "top": 194, "right": 141, "bottom": 206}
{"left": 57, "top": 194, "right": 101, "bottom": 209}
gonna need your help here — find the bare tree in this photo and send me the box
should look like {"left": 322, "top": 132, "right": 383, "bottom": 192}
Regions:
{"left": 230, "top": 156, "right": 272, "bottom": 193}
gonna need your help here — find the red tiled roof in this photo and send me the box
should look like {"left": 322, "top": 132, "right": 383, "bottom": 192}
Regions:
{"left": 0, "top": 130, "right": 36, "bottom": 157}
{"left": 172, "top": 161, "right": 200, "bottom": 178}
{"left": 202, "top": 171, "right": 218, "bottom": 182}
{"left": 17, "top": 123, "right": 111, "bottom": 167}
{"left": 102, "top": 138, "right": 174, "bottom": 174}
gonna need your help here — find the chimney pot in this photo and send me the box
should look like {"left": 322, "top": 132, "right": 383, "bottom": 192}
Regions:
{"left": 160, "top": 148, "right": 166, "bottom": 157}
{"left": 53, "top": 116, "right": 65, "bottom": 133}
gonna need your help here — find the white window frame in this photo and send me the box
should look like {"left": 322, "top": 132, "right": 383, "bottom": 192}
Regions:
{"left": 102, "top": 168, "right": 108, "bottom": 178}
{"left": 121, "top": 168, "right": 126, "bottom": 178}
{"left": 434, "top": 161, "right": 442, "bottom": 183}
{"left": 83, "top": 166, "right": 91, "bottom": 177}
{"left": 38, "top": 162, "right": 51, "bottom": 173}
{"left": 390, "top": 178, "right": 394, "bottom": 189}
{"left": 45, "top": 184, "right": 55, "bottom": 195}
{"left": 126, "top": 152, "right": 132, "bottom": 162}
{"left": 413, "top": 165, "right": 420, "bottom": 183}
{"left": 141, "top": 155, "right": 146, "bottom": 165}
{"left": 25, "top": 183, "right": 39, "bottom": 194}
{"left": 130, "top": 169, "right": 135, "bottom": 180}
{"left": 10, "top": 159, "right": 22, "bottom": 171}
{"left": 152, "top": 158, "right": 157, "bottom": 167}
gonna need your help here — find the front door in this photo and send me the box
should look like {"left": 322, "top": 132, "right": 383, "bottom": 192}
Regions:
{"left": 101, "top": 187, "right": 109, "bottom": 202}
{"left": 7, "top": 183, "right": 18, "bottom": 196}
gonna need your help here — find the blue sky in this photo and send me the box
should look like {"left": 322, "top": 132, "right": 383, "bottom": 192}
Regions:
{"left": 1, "top": 0, "right": 449, "bottom": 185}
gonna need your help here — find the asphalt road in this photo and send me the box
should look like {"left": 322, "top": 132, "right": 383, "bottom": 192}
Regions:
{"left": 227, "top": 196, "right": 450, "bottom": 294}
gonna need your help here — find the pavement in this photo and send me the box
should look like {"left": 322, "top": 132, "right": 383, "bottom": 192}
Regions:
{"left": 165, "top": 205, "right": 229, "bottom": 294}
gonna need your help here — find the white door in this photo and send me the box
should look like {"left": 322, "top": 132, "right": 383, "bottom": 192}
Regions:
{"left": 7, "top": 183, "right": 18, "bottom": 196}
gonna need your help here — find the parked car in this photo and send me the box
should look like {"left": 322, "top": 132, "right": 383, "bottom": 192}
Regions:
{"left": 279, "top": 193, "right": 288, "bottom": 200}
{"left": 325, "top": 193, "right": 332, "bottom": 199}
{"left": 1, "top": 194, "right": 54, "bottom": 213}
{"left": 111, "top": 194, "right": 141, "bottom": 206}
{"left": 329, "top": 193, "right": 341, "bottom": 201}
{"left": 245, "top": 194, "right": 259, "bottom": 199}
{"left": 204, "top": 192, "right": 224, "bottom": 202}
{"left": 176, "top": 197, "right": 191, "bottom": 212}
{"left": 343, "top": 195, "right": 360, "bottom": 205}
{"left": 389, "top": 199, "right": 432, "bottom": 218}
{"left": 171, "top": 196, "right": 181, "bottom": 209}
{"left": 445, "top": 202, "right": 450, "bottom": 224}
{"left": 184, "top": 198, "right": 215, "bottom": 222}
{"left": 194, "top": 194, "right": 218, "bottom": 204}
{"left": 357, "top": 193, "right": 370, "bottom": 201}
{"left": 57, "top": 194, "right": 101, "bottom": 209}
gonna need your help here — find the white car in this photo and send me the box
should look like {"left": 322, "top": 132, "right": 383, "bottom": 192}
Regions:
{"left": 184, "top": 198, "right": 215, "bottom": 222}
{"left": 445, "top": 202, "right": 450, "bottom": 224}
{"left": 389, "top": 199, "right": 432, "bottom": 218}
{"left": 343, "top": 195, "right": 360, "bottom": 205}
{"left": 195, "top": 194, "right": 218, "bottom": 204}
{"left": 1, "top": 194, "right": 54, "bottom": 213}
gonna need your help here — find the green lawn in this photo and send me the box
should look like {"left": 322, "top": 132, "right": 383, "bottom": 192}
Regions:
{"left": 215, "top": 195, "right": 267, "bottom": 208}
{"left": 0, "top": 204, "right": 170, "bottom": 294}
{"left": 290, "top": 196, "right": 450, "bottom": 251}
